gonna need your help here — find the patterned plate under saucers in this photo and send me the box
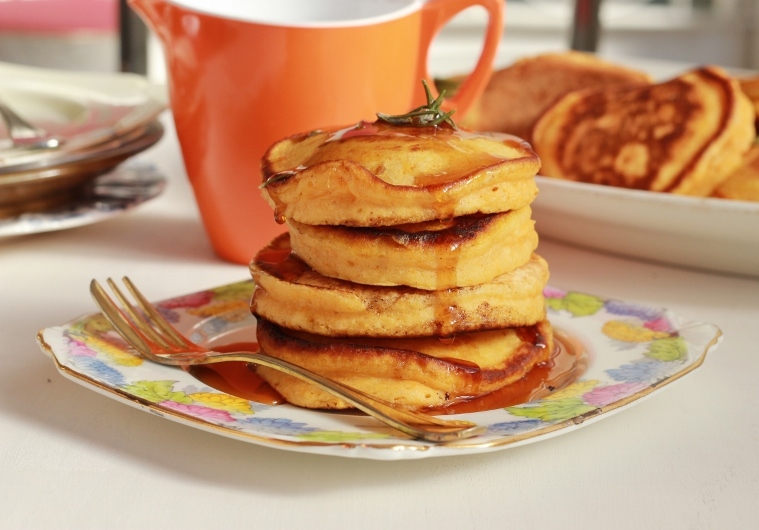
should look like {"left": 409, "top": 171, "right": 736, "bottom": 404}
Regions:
{"left": 0, "top": 120, "right": 164, "bottom": 217}
{"left": 37, "top": 281, "right": 721, "bottom": 460}
{"left": 0, "top": 159, "right": 165, "bottom": 237}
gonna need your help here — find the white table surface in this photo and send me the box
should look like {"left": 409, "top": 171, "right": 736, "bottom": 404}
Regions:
{"left": 1, "top": 115, "right": 757, "bottom": 530}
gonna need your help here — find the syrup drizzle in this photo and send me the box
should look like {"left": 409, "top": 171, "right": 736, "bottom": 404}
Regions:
{"left": 187, "top": 342, "right": 285, "bottom": 406}
{"left": 426, "top": 329, "right": 586, "bottom": 415}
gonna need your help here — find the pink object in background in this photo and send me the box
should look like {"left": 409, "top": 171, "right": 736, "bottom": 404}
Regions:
{"left": 0, "top": 0, "right": 117, "bottom": 33}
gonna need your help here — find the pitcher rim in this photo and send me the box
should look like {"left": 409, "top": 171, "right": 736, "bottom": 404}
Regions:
{"left": 156, "top": 0, "right": 426, "bottom": 28}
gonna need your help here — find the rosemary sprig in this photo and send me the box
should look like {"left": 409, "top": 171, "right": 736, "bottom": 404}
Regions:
{"left": 261, "top": 82, "right": 457, "bottom": 190}
{"left": 376, "top": 80, "right": 457, "bottom": 129}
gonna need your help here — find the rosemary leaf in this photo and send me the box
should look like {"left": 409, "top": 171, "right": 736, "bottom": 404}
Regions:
{"left": 376, "top": 79, "right": 457, "bottom": 129}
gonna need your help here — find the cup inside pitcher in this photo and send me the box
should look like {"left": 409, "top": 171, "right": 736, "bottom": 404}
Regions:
{"left": 158, "top": 0, "right": 423, "bottom": 25}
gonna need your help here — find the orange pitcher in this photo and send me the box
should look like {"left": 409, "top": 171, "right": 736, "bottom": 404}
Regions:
{"left": 130, "top": 0, "right": 504, "bottom": 264}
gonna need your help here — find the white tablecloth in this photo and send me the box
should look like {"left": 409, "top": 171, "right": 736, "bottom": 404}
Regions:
{"left": 1, "top": 115, "right": 757, "bottom": 529}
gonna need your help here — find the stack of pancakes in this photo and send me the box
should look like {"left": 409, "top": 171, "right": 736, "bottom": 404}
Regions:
{"left": 250, "top": 120, "right": 553, "bottom": 411}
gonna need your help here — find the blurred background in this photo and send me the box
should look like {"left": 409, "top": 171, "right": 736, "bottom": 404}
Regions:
{"left": 0, "top": 0, "right": 755, "bottom": 80}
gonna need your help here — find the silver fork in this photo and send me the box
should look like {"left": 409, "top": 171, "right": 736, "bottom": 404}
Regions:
{"left": 90, "top": 277, "right": 486, "bottom": 442}
{"left": 0, "top": 98, "right": 63, "bottom": 149}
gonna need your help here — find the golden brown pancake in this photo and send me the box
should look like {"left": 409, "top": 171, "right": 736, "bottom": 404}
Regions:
{"left": 713, "top": 143, "right": 759, "bottom": 201}
{"left": 260, "top": 121, "right": 540, "bottom": 226}
{"left": 461, "top": 51, "right": 652, "bottom": 141}
{"left": 254, "top": 317, "right": 554, "bottom": 410}
{"left": 532, "top": 66, "right": 755, "bottom": 196}
{"left": 737, "top": 76, "right": 759, "bottom": 122}
{"left": 287, "top": 207, "right": 537, "bottom": 289}
{"left": 250, "top": 233, "right": 549, "bottom": 338}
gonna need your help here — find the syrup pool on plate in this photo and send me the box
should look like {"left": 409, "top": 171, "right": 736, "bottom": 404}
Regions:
{"left": 188, "top": 328, "right": 588, "bottom": 415}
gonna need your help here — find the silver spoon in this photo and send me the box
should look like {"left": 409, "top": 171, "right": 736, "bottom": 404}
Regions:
{"left": 0, "top": 98, "right": 63, "bottom": 150}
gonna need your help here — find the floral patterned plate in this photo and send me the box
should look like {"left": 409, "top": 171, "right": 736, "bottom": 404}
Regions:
{"left": 37, "top": 281, "right": 721, "bottom": 460}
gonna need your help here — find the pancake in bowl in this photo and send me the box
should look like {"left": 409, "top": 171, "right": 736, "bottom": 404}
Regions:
{"left": 260, "top": 121, "right": 540, "bottom": 226}
{"left": 713, "top": 143, "right": 759, "bottom": 201}
{"left": 737, "top": 75, "right": 759, "bottom": 125}
{"left": 250, "top": 233, "right": 549, "bottom": 338}
{"left": 460, "top": 50, "right": 652, "bottom": 142}
{"left": 254, "top": 317, "right": 554, "bottom": 410}
{"left": 532, "top": 66, "right": 755, "bottom": 196}
{"left": 287, "top": 207, "right": 537, "bottom": 289}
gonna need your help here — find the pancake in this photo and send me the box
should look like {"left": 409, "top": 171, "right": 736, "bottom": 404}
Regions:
{"left": 461, "top": 51, "right": 652, "bottom": 142}
{"left": 260, "top": 120, "right": 540, "bottom": 226}
{"left": 254, "top": 317, "right": 554, "bottom": 410}
{"left": 287, "top": 207, "right": 537, "bottom": 290}
{"left": 532, "top": 66, "right": 755, "bottom": 196}
{"left": 713, "top": 143, "right": 759, "bottom": 201}
{"left": 250, "top": 233, "right": 549, "bottom": 338}
{"left": 737, "top": 75, "right": 759, "bottom": 124}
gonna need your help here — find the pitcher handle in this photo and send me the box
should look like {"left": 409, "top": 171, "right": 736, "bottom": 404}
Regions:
{"left": 418, "top": 0, "right": 503, "bottom": 118}
{"left": 128, "top": 0, "right": 172, "bottom": 43}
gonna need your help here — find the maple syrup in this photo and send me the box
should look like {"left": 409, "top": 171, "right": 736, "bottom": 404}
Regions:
{"left": 187, "top": 342, "right": 284, "bottom": 406}
{"left": 188, "top": 329, "right": 587, "bottom": 415}
{"left": 426, "top": 329, "right": 586, "bottom": 415}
